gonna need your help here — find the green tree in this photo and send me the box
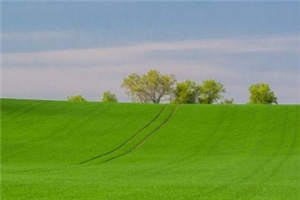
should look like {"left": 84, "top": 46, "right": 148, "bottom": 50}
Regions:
{"left": 198, "top": 79, "right": 225, "bottom": 104}
{"left": 248, "top": 83, "right": 277, "bottom": 104}
{"left": 67, "top": 95, "right": 87, "bottom": 102}
{"left": 172, "top": 80, "right": 200, "bottom": 104}
{"left": 122, "top": 70, "right": 176, "bottom": 104}
{"left": 220, "top": 98, "right": 234, "bottom": 104}
{"left": 102, "top": 91, "right": 118, "bottom": 102}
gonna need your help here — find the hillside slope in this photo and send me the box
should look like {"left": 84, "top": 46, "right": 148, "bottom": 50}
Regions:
{"left": 1, "top": 99, "right": 300, "bottom": 200}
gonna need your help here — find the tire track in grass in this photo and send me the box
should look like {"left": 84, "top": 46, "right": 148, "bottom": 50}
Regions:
{"left": 232, "top": 107, "right": 288, "bottom": 197}
{"left": 102, "top": 105, "right": 179, "bottom": 163}
{"left": 262, "top": 107, "right": 297, "bottom": 183}
{"left": 2, "top": 101, "right": 44, "bottom": 122}
{"left": 143, "top": 106, "right": 253, "bottom": 181}
{"left": 205, "top": 106, "right": 239, "bottom": 156}
{"left": 236, "top": 107, "right": 298, "bottom": 200}
{"left": 79, "top": 104, "right": 168, "bottom": 164}
{"left": 183, "top": 107, "right": 256, "bottom": 198}
{"left": 232, "top": 107, "right": 294, "bottom": 200}
{"left": 163, "top": 107, "right": 239, "bottom": 183}
{"left": 200, "top": 107, "right": 288, "bottom": 198}
{"left": 4, "top": 103, "right": 111, "bottom": 161}
{"left": 141, "top": 105, "right": 231, "bottom": 178}
{"left": 172, "top": 106, "right": 258, "bottom": 180}
{"left": 235, "top": 108, "right": 288, "bottom": 182}
{"left": 190, "top": 107, "right": 275, "bottom": 198}
{"left": 226, "top": 107, "right": 286, "bottom": 183}
{"left": 6, "top": 105, "right": 167, "bottom": 175}
{"left": 186, "top": 107, "right": 259, "bottom": 198}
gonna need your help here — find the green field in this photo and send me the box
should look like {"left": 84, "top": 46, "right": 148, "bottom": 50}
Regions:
{"left": 1, "top": 99, "right": 300, "bottom": 200}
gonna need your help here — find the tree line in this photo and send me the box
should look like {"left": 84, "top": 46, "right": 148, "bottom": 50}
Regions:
{"left": 68, "top": 70, "right": 278, "bottom": 104}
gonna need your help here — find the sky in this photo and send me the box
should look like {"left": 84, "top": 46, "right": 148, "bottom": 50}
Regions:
{"left": 1, "top": 1, "right": 300, "bottom": 103}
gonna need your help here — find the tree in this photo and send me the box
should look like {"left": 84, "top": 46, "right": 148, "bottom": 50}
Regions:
{"left": 102, "top": 91, "right": 118, "bottom": 102}
{"left": 172, "top": 80, "right": 200, "bottom": 104}
{"left": 67, "top": 95, "right": 87, "bottom": 102}
{"left": 248, "top": 83, "right": 277, "bottom": 104}
{"left": 122, "top": 70, "right": 176, "bottom": 104}
{"left": 198, "top": 79, "right": 225, "bottom": 104}
{"left": 220, "top": 98, "right": 234, "bottom": 104}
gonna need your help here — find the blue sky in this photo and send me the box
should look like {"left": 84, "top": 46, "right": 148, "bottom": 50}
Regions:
{"left": 2, "top": 2, "right": 300, "bottom": 103}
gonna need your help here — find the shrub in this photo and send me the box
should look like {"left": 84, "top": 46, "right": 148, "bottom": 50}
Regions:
{"left": 67, "top": 95, "right": 87, "bottom": 102}
{"left": 248, "top": 83, "right": 277, "bottom": 104}
{"left": 102, "top": 91, "right": 118, "bottom": 102}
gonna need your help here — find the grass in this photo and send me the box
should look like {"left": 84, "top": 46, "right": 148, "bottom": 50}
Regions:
{"left": 1, "top": 98, "right": 300, "bottom": 200}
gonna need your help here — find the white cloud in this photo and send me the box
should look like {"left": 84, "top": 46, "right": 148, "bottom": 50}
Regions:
{"left": 3, "top": 35, "right": 300, "bottom": 67}
{"left": 2, "top": 61, "right": 299, "bottom": 103}
{"left": 1, "top": 31, "right": 71, "bottom": 41}
{"left": 1, "top": 35, "right": 299, "bottom": 103}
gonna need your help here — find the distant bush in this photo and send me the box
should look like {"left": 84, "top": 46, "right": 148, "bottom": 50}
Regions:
{"left": 198, "top": 79, "right": 226, "bottom": 104}
{"left": 172, "top": 80, "right": 200, "bottom": 104}
{"left": 122, "top": 70, "right": 176, "bottom": 104}
{"left": 102, "top": 91, "right": 118, "bottom": 102}
{"left": 220, "top": 98, "right": 234, "bottom": 104}
{"left": 248, "top": 83, "right": 277, "bottom": 104}
{"left": 67, "top": 95, "right": 87, "bottom": 102}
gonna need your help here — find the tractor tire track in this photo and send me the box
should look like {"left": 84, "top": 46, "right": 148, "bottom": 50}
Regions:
{"left": 170, "top": 106, "right": 257, "bottom": 178}
{"left": 262, "top": 107, "right": 297, "bottom": 183}
{"left": 235, "top": 108, "right": 288, "bottom": 182}
{"left": 205, "top": 107, "right": 239, "bottom": 156}
{"left": 200, "top": 107, "right": 288, "bottom": 198}
{"left": 141, "top": 106, "right": 231, "bottom": 178}
{"left": 232, "top": 107, "right": 295, "bottom": 200}
{"left": 79, "top": 105, "right": 168, "bottom": 164}
{"left": 102, "top": 105, "right": 180, "bottom": 163}
{"left": 4, "top": 103, "right": 112, "bottom": 161}
{"left": 2, "top": 101, "right": 44, "bottom": 122}
{"left": 145, "top": 106, "right": 237, "bottom": 179}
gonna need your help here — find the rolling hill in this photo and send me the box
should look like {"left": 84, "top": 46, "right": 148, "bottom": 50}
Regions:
{"left": 1, "top": 99, "right": 300, "bottom": 200}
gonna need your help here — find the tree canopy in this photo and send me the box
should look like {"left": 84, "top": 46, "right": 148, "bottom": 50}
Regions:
{"left": 122, "top": 70, "right": 176, "bottom": 104}
{"left": 220, "top": 98, "right": 234, "bottom": 104}
{"left": 172, "top": 80, "right": 200, "bottom": 104}
{"left": 248, "top": 83, "right": 277, "bottom": 104}
{"left": 102, "top": 91, "right": 118, "bottom": 102}
{"left": 64, "top": 70, "right": 280, "bottom": 104}
{"left": 198, "top": 79, "right": 225, "bottom": 104}
{"left": 67, "top": 95, "right": 87, "bottom": 102}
